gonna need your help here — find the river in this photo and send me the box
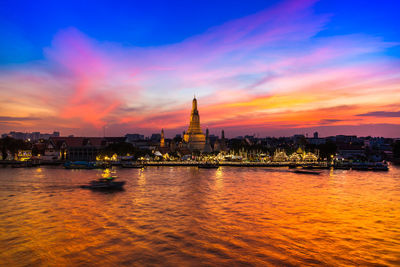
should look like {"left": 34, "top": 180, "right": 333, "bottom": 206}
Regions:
{"left": 0, "top": 165, "right": 399, "bottom": 266}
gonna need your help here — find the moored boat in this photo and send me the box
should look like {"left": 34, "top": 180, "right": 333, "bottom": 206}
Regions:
{"left": 302, "top": 165, "right": 330, "bottom": 170}
{"left": 371, "top": 162, "right": 389, "bottom": 171}
{"left": 198, "top": 162, "right": 219, "bottom": 169}
{"left": 293, "top": 170, "right": 321, "bottom": 175}
{"left": 288, "top": 164, "right": 298, "bottom": 169}
{"left": 351, "top": 163, "right": 370, "bottom": 171}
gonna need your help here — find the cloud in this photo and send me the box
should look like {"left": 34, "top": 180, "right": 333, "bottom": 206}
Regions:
{"left": 319, "top": 119, "right": 343, "bottom": 124}
{"left": 356, "top": 111, "right": 400, "bottom": 117}
{"left": 0, "top": 0, "right": 400, "bottom": 137}
{"left": 0, "top": 116, "right": 41, "bottom": 121}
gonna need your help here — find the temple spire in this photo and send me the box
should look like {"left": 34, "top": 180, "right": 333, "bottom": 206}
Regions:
{"left": 192, "top": 96, "right": 198, "bottom": 112}
{"left": 160, "top": 128, "right": 165, "bottom": 147}
{"left": 183, "top": 97, "right": 205, "bottom": 150}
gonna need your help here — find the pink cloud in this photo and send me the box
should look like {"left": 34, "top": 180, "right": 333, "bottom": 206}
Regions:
{"left": 1, "top": 0, "right": 400, "bottom": 137}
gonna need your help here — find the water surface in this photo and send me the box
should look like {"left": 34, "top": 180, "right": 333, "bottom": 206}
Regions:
{"left": 0, "top": 166, "right": 399, "bottom": 266}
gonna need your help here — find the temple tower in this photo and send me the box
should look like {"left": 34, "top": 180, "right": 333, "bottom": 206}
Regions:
{"left": 160, "top": 129, "right": 165, "bottom": 147}
{"left": 183, "top": 97, "right": 206, "bottom": 151}
{"left": 215, "top": 129, "right": 227, "bottom": 152}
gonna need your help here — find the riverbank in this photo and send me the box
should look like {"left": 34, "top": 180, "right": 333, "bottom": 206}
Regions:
{"left": 0, "top": 160, "right": 390, "bottom": 171}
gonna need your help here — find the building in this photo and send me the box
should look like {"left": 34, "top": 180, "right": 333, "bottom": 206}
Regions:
{"left": 150, "top": 133, "right": 161, "bottom": 141}
{"left": 17, "top": 150, "right": 32, "bottom": 161}
{"left": 307, "top": 138, "right": 326, "bottom": 145}
{"left": 1, "top": 131, "right": 60, "bottom": 141}
{"left": 49, "top": 137, "right": 107, "bottom": 161}
{"left": 183, "top": 97, "right": 206, "bottom": 151}
{"left": 42, "top": 139, "right": 60, "bottom": 161}
{"left": 337, "top": 144, "right": 365, "bottom": 160}
{"left": 125, "top": 134, "right": 144, "bottom": 142}
{"left": 214, "top": 130, "right": 228, "bottom": 152}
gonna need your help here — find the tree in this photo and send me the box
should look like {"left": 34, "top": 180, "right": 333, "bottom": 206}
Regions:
{"left": 393, "top": 141, "right": 400, "bottom": 158}
{"left": 0, "top": 137, "right": 31, "bottom": 160}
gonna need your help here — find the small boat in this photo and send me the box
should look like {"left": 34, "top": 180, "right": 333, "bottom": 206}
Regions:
{"left": 81, "top": 177, "right": 125, "bottom": 190}
{"left": 351, "top": 164, "right": 369, "bottom": 171}
{"left": 302, "top": 165, "right": 318, "bottom": 169}
{"left": 198, "top": 162, "right": 219, "bottom": 169}
{"left": 121, "top": 162, "right": 145, "bottom": 168}
{"left": 293, "top": 170, "right": 321, "bottom": 175}
{"left": 302, "top": 165, "right": 329, "bottom": 170}
{"left": 371, "top": 162, "right": 389, "bottom": 171}
{"left": 288, "top": 164, "right": 298, "bottom": 169}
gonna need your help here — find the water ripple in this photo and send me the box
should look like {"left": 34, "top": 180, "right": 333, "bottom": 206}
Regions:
{"left": 0, "top": 166, "right": 399, "bottom": 266}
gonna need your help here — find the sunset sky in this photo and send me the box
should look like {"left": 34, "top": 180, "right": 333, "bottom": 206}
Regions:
{"left": 0, "top": 0, "right": 399, "bottom": 138}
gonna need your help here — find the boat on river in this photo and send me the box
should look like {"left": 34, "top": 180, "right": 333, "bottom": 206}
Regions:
{"left": 302, "top": 165, "right": 330, "bottom": 170}
{"left": 371, "top": 162, "right": 389, "bottom": 171}
{"left": 198, "top": 162, "right": 219, "bottom": 169}
{"left": 351, "top": 163, "right": 369, "bottom": 171}
{"left": 293, "top": 170, "right": 321, "bottom": 175}
{"left": 80, "top": 177, "right": 125, "bottom": 190}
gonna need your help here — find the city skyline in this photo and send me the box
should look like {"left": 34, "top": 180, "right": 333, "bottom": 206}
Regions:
{"left": 1, "top": 0, "right": 400, "bottom": 137}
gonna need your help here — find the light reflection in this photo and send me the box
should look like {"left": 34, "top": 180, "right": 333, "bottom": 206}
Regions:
{"left": 329, "top": 167, "right": 334, "bottom": 177}
{"left": 215, "top": 168, "right": 224, "bottom": 190}
{"left": 138, "top": 169, "right": 146, "bottom": 186}
{"left": 34, "top": 167, "right": 44, "bottom": 179}
{"left": 0, "top": 166, "right": 399, "bottom": 266}
{"left": 101, "top": 168, "right": 117, "bottom": 178}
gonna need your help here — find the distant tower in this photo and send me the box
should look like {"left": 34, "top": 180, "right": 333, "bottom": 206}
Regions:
{"left": 220, "top": 129, "right": 227, "bottom": 151}
{"left": 160, "top": 129, "right": 165, "bottom": 147}
{"left": 313, "top": 131, "right": 318, "bottom": 139}
{"left": 203, "top": 128, "right": 212, "bottom": 153}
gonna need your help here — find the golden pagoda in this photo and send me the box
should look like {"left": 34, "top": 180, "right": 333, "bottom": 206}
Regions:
{"left": 160, "top": 128, "right": 165, "bottom": 148}
{"left": 183, "top": 97, "right": 206, "bottom": 151}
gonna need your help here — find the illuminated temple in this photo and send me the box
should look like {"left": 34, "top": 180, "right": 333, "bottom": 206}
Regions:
{"left": 183, "top": 97, "right": 206, "bottom": 151}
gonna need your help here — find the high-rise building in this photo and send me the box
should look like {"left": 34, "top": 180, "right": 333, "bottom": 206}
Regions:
{"left": 150, "top": 133, "right": 161, "bottom": 141}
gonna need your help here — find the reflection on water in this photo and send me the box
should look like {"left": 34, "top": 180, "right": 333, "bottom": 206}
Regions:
{"left": 0, "top": 166, "right": 399, "bottom": 266}
{"left": 101, "top": 168, "right": 117, "bottom": 179}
